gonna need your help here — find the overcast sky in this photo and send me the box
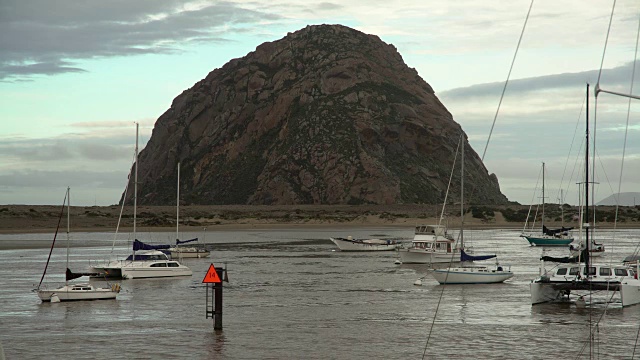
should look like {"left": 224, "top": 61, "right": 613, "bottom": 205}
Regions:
{"left": 1, "top": 0, "right": 639, "bottom": 206}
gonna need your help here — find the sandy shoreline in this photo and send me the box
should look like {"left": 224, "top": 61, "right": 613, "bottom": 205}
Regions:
{"left": 1, "top": 204, "right": 638, "bottom": 236}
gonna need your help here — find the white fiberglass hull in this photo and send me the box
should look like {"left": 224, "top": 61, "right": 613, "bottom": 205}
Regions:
{"left": 397, "top": 249, "right": 461, "bottom": 264}
{"left": 37, "top": 283, "right": 119, "bottom": 302}
{"left": 91, "top": 260, "right": 192, "bottom": 279}
{"left": 432, "top": 267, "right": 514, "bottom": 284}
{"left": 330, "top": 238, "right": 397, "bottom": 251}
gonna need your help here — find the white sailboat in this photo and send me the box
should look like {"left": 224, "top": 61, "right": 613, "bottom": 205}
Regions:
{"left": 167, "top": 162, "right": 210, "bottom": 259}
{"left": 37, "top": 188, "right": 120, "bottom": 302}
{"left": 89, "top": 123, "right": 192, "bottom": 279}
{"left": 430, "top": 136, "right": 513, "bottom": 285}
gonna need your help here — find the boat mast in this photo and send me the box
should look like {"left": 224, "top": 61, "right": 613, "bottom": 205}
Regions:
{"left": 134, "top": 122, "right": 138, "bottom": 258}
{"left": 65, "top": 187, "right": 70, "bottom": 286}
{"left": 541, "top": 162, "right": 545, "bottom": 232}
{"left": 460, "top": 134, "right": 465, "bottom": 250}
{"left": 585, "top": 84, "right": 590, "bottom": 270}
{"left": 176, "top": 162, "right": 180, "bottom": 244}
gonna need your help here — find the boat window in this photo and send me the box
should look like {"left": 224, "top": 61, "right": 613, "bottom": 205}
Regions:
{"left": 599, "top": 268, "right": 611, "bottom": 276}
{"left": 615, "top": 268, "right": 629, "bottom": 276}
{"left": 569, "top": 267, "right": 579, "bottom": 275}
{"left": 556, "top": 268, "right": 567, "bottom": 275}
{"left": 150, "top": 263, "right": 167, "bottom": 267}
{"left": 168, "top": 262, "right": 179, "bottom": 267}
{"left": 583, "top": 267, "right": 596, "bottom": 276}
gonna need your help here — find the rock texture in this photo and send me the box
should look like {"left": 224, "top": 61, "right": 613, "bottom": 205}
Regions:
{"left": 124, "top": 24, "right": 508, "bottom": 206}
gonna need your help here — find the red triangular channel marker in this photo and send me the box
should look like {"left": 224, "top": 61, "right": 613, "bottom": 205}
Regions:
{"left": 203, "top": 264, "right": 221, "bottom": 283}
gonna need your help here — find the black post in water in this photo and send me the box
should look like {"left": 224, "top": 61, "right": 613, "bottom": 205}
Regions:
{"left": 213, "top": 267, "right": 225, "bottom": 330}
{"left": 203, "top": 264, "right": 226, "bottom": 331}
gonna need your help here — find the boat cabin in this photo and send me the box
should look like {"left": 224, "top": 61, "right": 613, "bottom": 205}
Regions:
{"left": 552, "top": 265, "right": 635, "bottom": 279}
{"left": 411, "top": 238, "right": 454, "bottom": 252}
{"left": 415, "top": 225, "right": 448, "bottom": 236}
{"left": 126, "top": 250, "right": 170, "bottom": 261}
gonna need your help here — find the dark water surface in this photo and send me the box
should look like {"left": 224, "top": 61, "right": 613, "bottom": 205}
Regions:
{"left": 2, "top": 227, "right": 640, "bottom": 359}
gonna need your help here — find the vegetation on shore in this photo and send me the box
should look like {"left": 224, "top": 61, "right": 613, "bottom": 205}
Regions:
{"left": 1, "top": 203, "right": 640, "bottom": 232}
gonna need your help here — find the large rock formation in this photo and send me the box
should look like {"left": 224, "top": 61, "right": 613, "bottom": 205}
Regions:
{"left": 124, "top": 24, "right": 508, "bottom": 205}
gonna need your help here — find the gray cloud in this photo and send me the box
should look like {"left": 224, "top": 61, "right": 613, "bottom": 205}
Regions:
{"left": 316, "top": 3, "right": 344, "bottom": 11}
{"left": 440, "top": 60, "right": 640, "bottom": 99}
{"left": 0, "top": 0, "right": 281, "bottom": 80}
{"left": 0, "top": 169, "right": 124, "bottom": 188}
{"left": 440, "top": 61, "right": 640, "bottom": 204}
{"left": 0, "top": 133, "right": 137, "bottom": 163}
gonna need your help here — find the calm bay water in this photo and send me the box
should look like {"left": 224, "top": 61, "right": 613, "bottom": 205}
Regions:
{"left": 2, "top": 227, "right": 640, "bottom": 359}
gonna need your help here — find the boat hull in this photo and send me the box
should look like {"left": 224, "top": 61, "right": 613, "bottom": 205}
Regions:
{"left": 432, "top": 268, "right": 514, "bottom": 284}
{"left": 37, "top": 284, "right": 119, "bottom": 302}
{"left": 530, "top": 263, "right": 640, "bottom": 307}
{"left": 330, "top": 238, "right": 397, "bottom": 251}
{"left": 397, "top": 249, "right": 460, "bottom": 264}
{"left": 91, "top": 261, "right": 193, "bottom": 279}
{"left": 523, "top": 235, "right": 573, "bottom": 247}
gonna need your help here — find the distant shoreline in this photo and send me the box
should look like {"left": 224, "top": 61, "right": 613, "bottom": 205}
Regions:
{"left": 1, "top": 203, "right": 638, "bottom": 235}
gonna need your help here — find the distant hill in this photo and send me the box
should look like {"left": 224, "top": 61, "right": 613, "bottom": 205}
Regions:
{"left": 597, "top": 192, "right": 640, "bottom": 206}
{"left": 124, "top": 24, "right": 509, "bottom": 206}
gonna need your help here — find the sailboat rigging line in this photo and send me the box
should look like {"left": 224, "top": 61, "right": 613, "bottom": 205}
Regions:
{"left": 613, "top": 11, "right": 640, "bottom": 358}
{"left": 110, "top": 151, "right": 135, "bottom": 257}
{"left": 589, "top": 2, "right": 617, "bottom": 280}
{"left": 38, "top": 190, "right": 68, "bottom": 289}
{"left": 480, "top": 0, "right": 534, "bottom": 162}
{"left": 596, "top": 0, "right": 617, "bottom": 86}
{"left": 422, "top": 134, "right": 465, "bottom": 360}
{"left": 522, "top": 165, "right": 543, "bottom": 233}
{"left": 613, "top": 11, "right": 640, "bottom": 250}
{"left": 556, "top": 97, "right": 585, "bottom": 206}
{"left": 438, "top": 135, "right": 462, "bottom": 227}
{"left": 633, "top": 319, "right": 640, "bottom": 359}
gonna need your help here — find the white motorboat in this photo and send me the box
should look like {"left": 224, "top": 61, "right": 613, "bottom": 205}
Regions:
{"left": 330, "top": 236, "right": 397, "bottom": 251}
{"left": 431, "top": 264, "right": 513, "bottom": 284}
{"left": 397, "top": 224, "right": 461, "bottom": 264}
{"left": 36, "top": 188, "right": 120, "bottom": 302}
{"left": 399, "top": 137, "right": 497, "bottom": 265}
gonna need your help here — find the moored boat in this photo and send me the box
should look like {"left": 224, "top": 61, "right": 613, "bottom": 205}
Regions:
{"left": 36, "top": 188, "right": 120, "bottom": 302}
{"left": 91, "top": 241, "right": 193, "bottom": 279}
{"left": 431, "top": 262, "right": 514, "bottom": 285}
{"left": 530, "top": 84, "right": 640, "bottom": 308}
{"left": 330, "top": 236, "right": 397, "bottom": 251}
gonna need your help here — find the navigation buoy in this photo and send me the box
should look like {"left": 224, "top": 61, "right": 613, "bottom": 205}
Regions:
{"left": 414, "top": 279, "right": 422, "bottom": 286}
{"left": 394, "top": 259, "right": 402, "bottom": 265}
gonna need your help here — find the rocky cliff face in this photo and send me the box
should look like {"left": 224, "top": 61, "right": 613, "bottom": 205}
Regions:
{"left": 124, "top": 24, "right": 508, "bottom": 205}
